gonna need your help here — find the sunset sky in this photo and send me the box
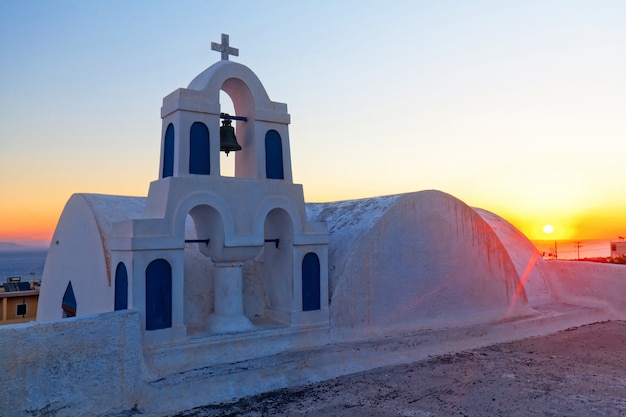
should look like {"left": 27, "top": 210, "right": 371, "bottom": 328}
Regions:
{"left": 1, "top": 0, "right": 625, "bottom": 247}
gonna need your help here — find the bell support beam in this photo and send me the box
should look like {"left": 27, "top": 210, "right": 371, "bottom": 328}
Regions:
{"left": 184, "top": 239, "right": 210, "bottom": 247}
{"left": 220, "top": 113, "right": 248, "bottom": 122}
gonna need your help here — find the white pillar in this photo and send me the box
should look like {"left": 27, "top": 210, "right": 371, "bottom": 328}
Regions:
{"left": 207, "top": 262, "right": 255, "bottom": 334}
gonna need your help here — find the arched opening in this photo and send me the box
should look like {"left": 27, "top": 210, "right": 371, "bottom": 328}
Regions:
{"left": 162, "top": 123, "right": 174, "bottom": 178}
{"left": 265, "top": 130, "right": 284, "bottom": 179}
{"left": 189, "top": 122, "right": 210, "bottom": 175}
{"left": 262, "top": 208, "right": 293, "bottom": 322}
{"left": 62, "top": 281, "right": 77, "bottom": 318}
{"left": 114, "top": 262, "right": 128, "bottom": 311}
{"left": 183, "top": 205, "right": 223, "bottom": 334}
{"left": 219, "top": 90, "right": 236, "bottom": 177}
{"left": 146, "top": 259, "right": 172, "bottom": 330}
{"left": 302, "top": 253, "right": 321, "bottom": 311}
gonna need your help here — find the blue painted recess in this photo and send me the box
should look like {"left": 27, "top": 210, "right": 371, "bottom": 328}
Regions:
{"left": 114, "top": 262, "right": 128, "bottom": 311}
{"left": 265, "top": 130, "right": 284, "bottom": 179}
{"left": 162, "top": 123, "right": 175, "bottom": 178}
{"left": 189, "top": 122, "right": 210, "bottom": 175}
{"left": 302, "top": 253, "right": 321, "bottom": 311}
{"left": 145, "top": 259, "right": 172, "bottom": 330}
{"left": 62, "top": 281, "right": 77, "bottom": 318}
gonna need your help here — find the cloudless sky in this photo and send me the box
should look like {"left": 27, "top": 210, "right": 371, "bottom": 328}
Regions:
{"left": 1, "top": 0, "right": 625, "bottom": 246}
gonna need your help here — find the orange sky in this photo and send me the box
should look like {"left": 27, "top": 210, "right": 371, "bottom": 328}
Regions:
{"left": 1, "top": 1, "right": 625, "bottom": 247}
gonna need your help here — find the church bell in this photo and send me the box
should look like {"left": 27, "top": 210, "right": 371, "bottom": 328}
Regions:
{"left": 220, "top": 119, "right": 242, "bottom": 156}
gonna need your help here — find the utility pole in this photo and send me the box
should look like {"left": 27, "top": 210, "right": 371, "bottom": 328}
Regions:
{"left": 554, "top": 240, "right": 558, "bottom": 260}
{"left": 574, "top": 241, "right": 582, "bottom": 260}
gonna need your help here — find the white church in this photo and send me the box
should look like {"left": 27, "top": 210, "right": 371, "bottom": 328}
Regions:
{"left": 4, "top": 35, "right": 625, "bottom": 417}
{"left": 37, "top": 34, "right": 330, "bottom": 340}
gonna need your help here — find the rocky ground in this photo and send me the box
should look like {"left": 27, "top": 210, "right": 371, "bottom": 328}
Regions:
{"left": 171, "top": 321, "right": 626, "bottom": 417}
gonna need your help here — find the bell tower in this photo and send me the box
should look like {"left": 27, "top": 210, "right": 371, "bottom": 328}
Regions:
{"left": 112, "top": 34, "right": 328, "bottom": 342}
{"left": 158, "top": 34, "right": 293, "bottom": 182}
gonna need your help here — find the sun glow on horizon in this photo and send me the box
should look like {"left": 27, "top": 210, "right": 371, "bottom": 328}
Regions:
{"left": 1, "top": 2, "right": 625, "bottom": 246}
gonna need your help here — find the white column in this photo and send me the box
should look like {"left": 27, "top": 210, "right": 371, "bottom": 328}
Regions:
{"left": 207, "top": 262, "right": 255, "bottom": 334}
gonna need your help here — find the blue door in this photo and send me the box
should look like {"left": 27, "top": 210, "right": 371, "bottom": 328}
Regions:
{"left": 302, "top": 253, "right": 321, "bottom": 311}
{"left": 189, "top": 122, "right": 210, "bottom": 175}
{"left": 62, "top": 281, "right": 77, "bottom": 318}
{"left": 146, "top": 259, "right": 172, "bottom": 330}
{"left": 265, "top": 130, "right": 284, "bottom": 179}
{"left": 114, "top": 262, "right": 128, "bottom": 311}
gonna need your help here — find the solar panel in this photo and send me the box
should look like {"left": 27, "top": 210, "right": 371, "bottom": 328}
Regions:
{"left": 2, "top": 282, "right": 32, "bottom": 292}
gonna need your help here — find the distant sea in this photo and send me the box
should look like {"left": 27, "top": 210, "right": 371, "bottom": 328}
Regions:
{"left": 0, "top": 249, "right": 48, "bottom": 283}
{"left": 0, "top": 240, "right": 614, "bottom": 283}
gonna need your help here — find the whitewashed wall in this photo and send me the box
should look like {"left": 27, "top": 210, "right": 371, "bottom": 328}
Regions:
{"left": 0, "top": 311, "right": 142, "bottom": 417}
{"left": 2, "top": 262, "right": 624, "bottom": 416}
{"left": 546, "top": 261, "right": 626, "bottom": 318}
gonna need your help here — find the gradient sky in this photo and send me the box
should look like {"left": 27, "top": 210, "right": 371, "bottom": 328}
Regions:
{"left": 1, "top": 0, "right": 625, "bottom": 246}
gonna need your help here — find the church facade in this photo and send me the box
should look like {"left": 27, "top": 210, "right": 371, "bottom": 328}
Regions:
{"left": 37, "top": 35, "right": 330, "bottom": 345}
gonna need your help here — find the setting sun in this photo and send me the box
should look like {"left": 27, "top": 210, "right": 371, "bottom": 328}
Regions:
{"left": 0, "top": 2, "right": 624, "bottom": 248}
{"left": 543, "top": 224, "right": 554, "bottom": 235}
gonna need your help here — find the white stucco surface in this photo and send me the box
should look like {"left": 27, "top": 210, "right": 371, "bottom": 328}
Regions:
{"left": 1, "top": 311, "right": 142, "bottom": 417}
{"left": 546, "top": 260, "right": 626, "bottom": 318}
{"left": 474, "top": 207, "right": 555, "bottom": 306}
{"left": 308, "top": 190, "right": 532, "bottom": 339}
{"left": 306, "top": 194, "right": 401, "bottom": 294}
{"left": 37, "top": 194, "right": 146, "bottom": 320}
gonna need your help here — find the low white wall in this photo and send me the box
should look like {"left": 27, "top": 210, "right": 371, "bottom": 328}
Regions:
{"left": 0, "top": 311, "right": 142, "bottom": 417}
{"left": 546, "top": 261, "right": 626, "bottom": 318}
{"left": 2, "top": 262, "right": 623, "bottom": 416}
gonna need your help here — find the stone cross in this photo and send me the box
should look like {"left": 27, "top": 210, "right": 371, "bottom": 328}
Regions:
{"left": 211, "top": 34, "right": 239, "bottom": 61}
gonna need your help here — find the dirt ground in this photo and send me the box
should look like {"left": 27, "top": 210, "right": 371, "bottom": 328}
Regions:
{"left": 171, "top": 321, "right": 626, "bottom": 417}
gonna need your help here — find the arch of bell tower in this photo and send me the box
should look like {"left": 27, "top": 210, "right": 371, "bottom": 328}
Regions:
{"left": 159, "top": 58, "right": 292, "bottom": 181}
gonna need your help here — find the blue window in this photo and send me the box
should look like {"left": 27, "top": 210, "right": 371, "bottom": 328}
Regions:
{"left": 62, "top": 281, "right": 77, "bottom": 318}
{"left": 114, "top": 262, "right": 128, "bottom": 311}
{"left": 189, "top": 122, "right": 210, "bottom": 175}
{"left": 265, "top": 130, "right": 284, "bottom": 179}
{"left": 302, "top": 253, "right": 321, "bottom": 311}
{"left": 162, "top": 123, "right": 175, "bottom": 178}
{"left": 146, "top": 259, "right": 172, "bottom": 330}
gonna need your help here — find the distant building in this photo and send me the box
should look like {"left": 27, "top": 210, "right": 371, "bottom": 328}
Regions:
{"left": 610, "top": 238, "right": 626, "bottom": 258}
{"left": 0, "top": 277, "right": 39, "bottom": 325}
